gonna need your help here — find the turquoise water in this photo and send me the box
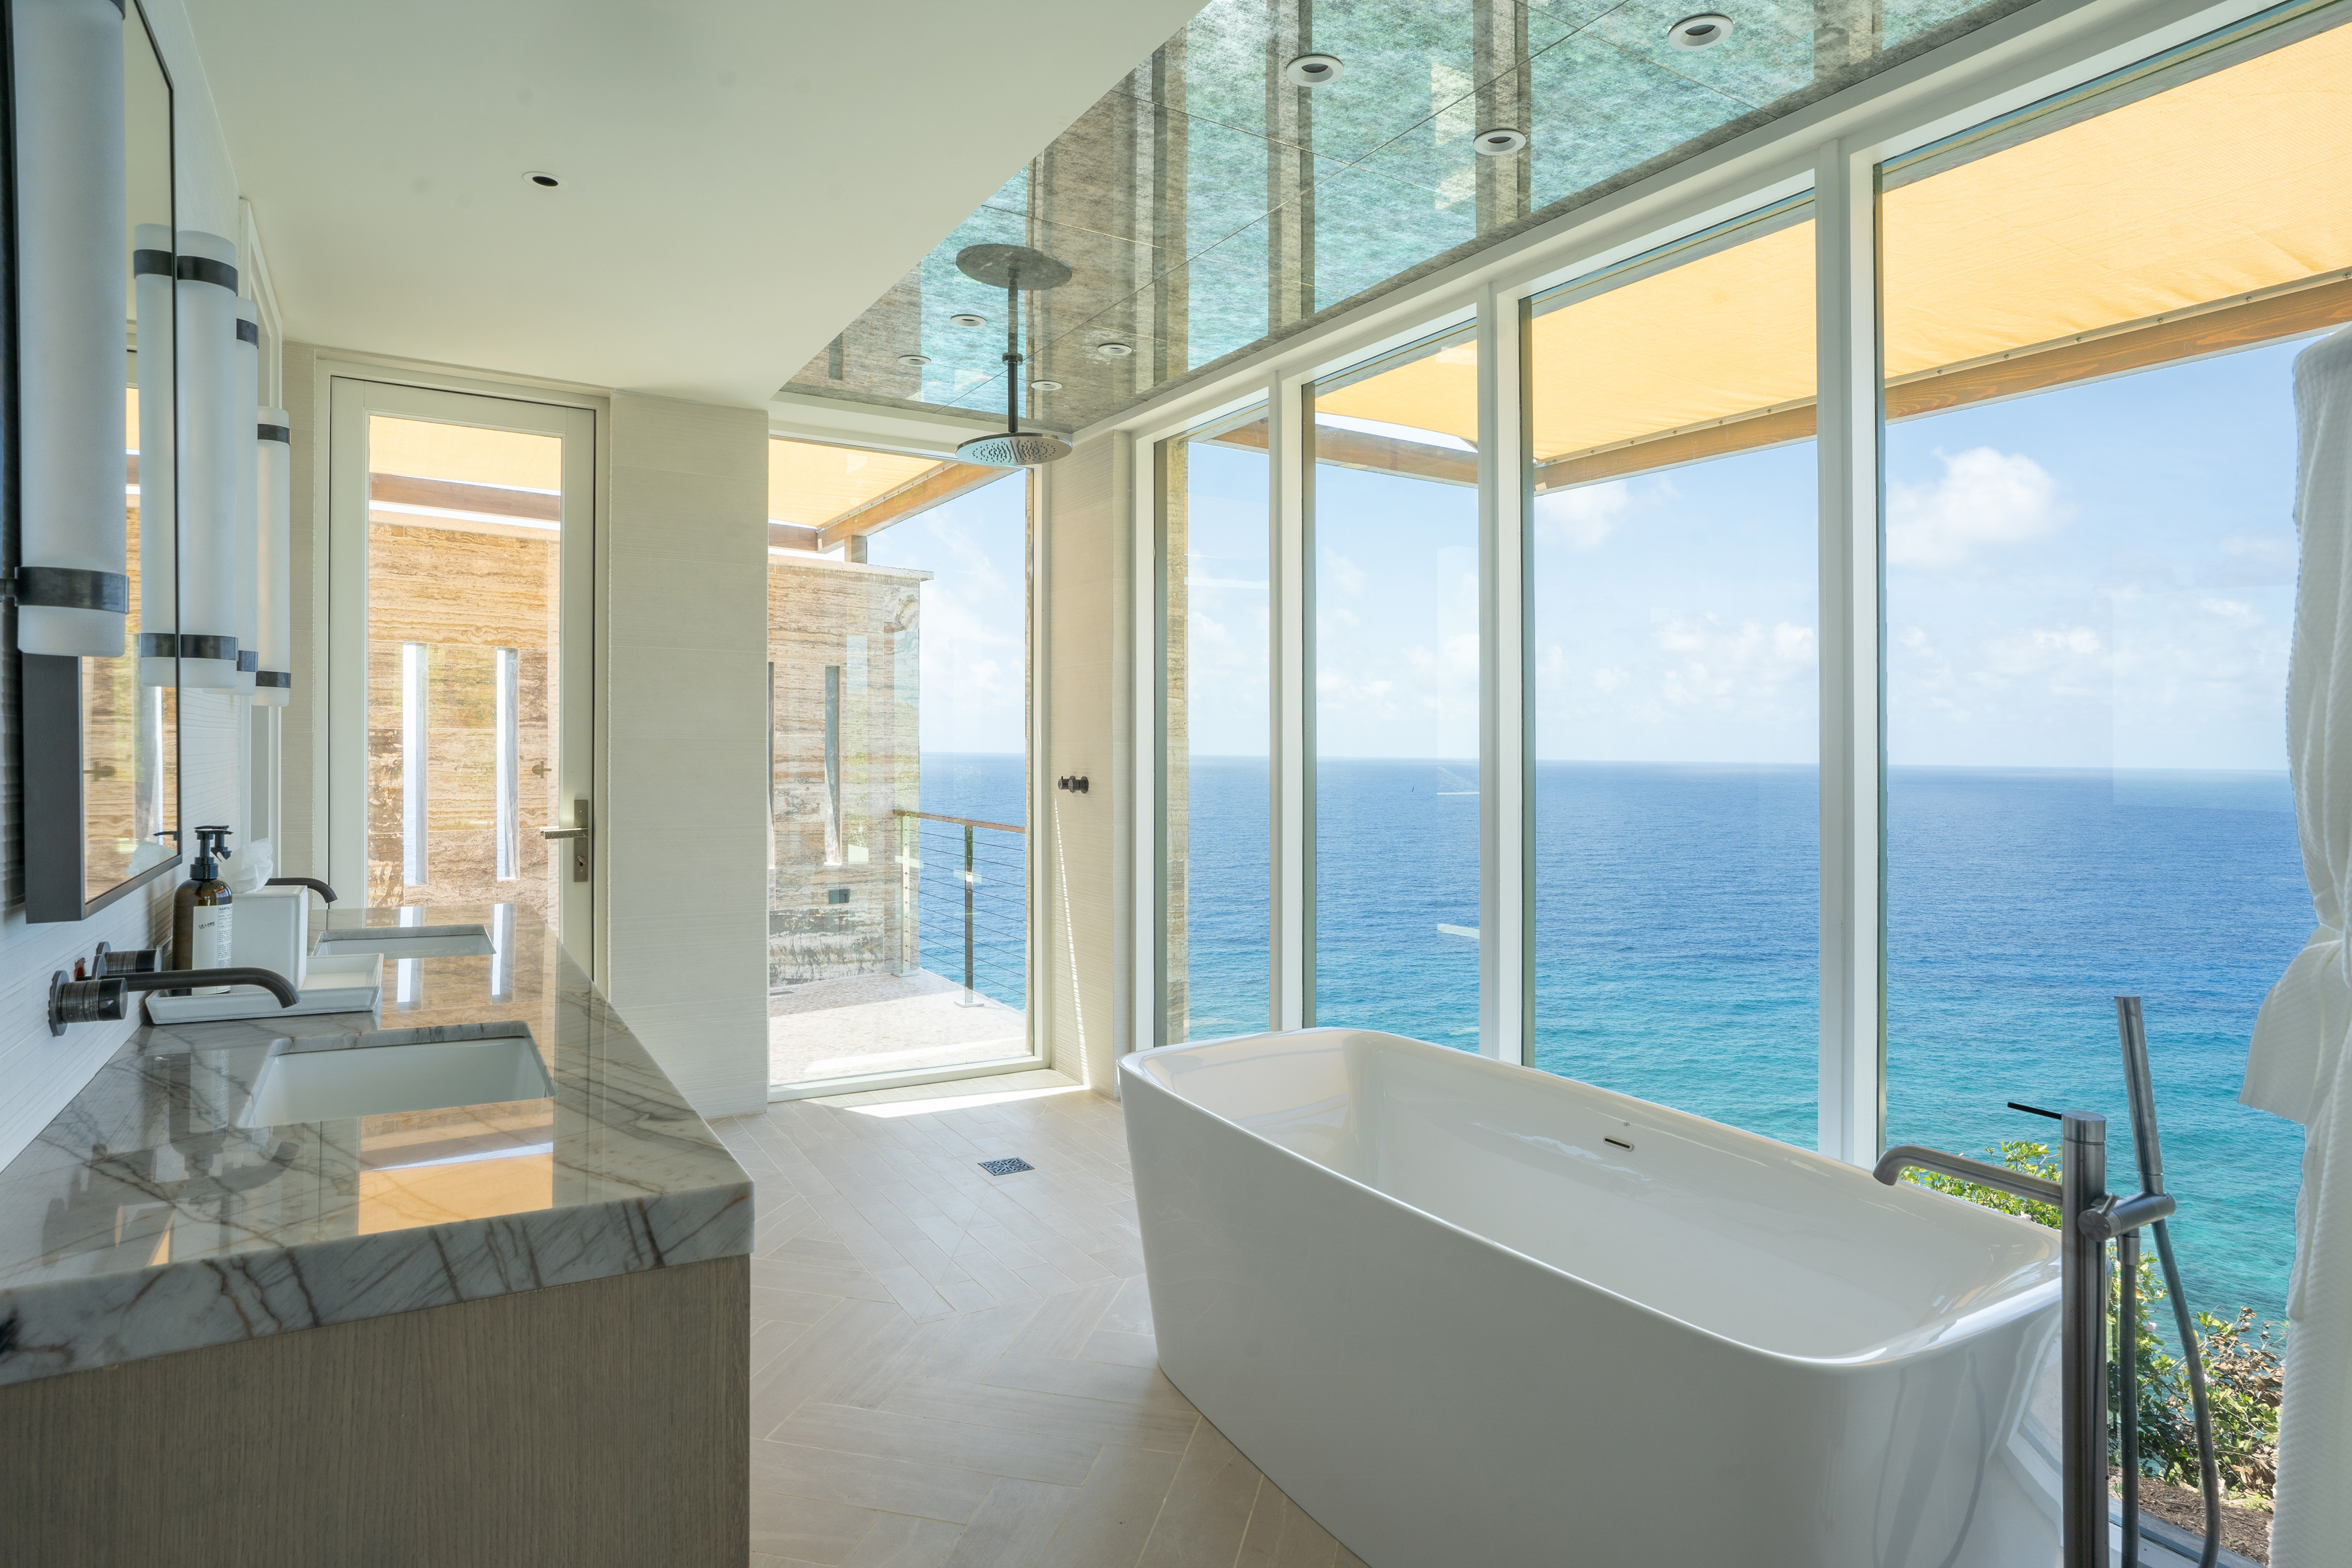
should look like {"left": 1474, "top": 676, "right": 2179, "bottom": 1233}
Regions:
{"left": 924, "top": 750, "right": 2310, "bottom": 1326}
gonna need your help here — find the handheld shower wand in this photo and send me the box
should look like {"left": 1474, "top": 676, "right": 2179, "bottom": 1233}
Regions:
{"left": 2113, "top": 996, "right": 2222, "bottom": 1568}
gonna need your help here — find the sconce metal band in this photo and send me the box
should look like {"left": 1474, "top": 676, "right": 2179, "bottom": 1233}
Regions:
{"left": 256, "top": 670, "right": 292, "bottom": 689}
{"left": 5, "top": 565, "right": 129, "bottom": 613}
{"left": 234, "top": 318, "right": 259, "bottom": 346}
{"left": 257, "top": 423, "right": 290, "bottom": 444}
{"left": 237, "top": 650, "right": 258, "bottom": 672}
{"left": 137, "top": 632, "right": 238, "bottom": 661}
{"left": 174, "top": 253, "right": 237, "bottom": 291}
{"left": 131, "top": 247, "right": 173, "bottom": 276}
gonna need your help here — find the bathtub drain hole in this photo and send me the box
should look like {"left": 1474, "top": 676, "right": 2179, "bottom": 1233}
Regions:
{"left": 978, "top": 1157, "right": 1034, "bottom": 1176}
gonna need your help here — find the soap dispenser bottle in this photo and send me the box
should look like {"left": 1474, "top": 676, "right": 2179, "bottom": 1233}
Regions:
{"left": 173, "top": 826, "right": 236, "bottom": 994}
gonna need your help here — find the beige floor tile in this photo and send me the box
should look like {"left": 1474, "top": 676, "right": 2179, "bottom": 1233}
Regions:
{"left": 1009, "top": 1278, "right": 1124, "bottom": 1358}
{"left": 751, "top": 1490, "right": 885, "bottom": 1565}
{"left": 1081, "top": 1328, "right": 1160, "bottom": 1369}
{"left": 1235, "top": 1486, "right": 1342, "bottom": 1568}
{"left": 776, "top": 1400, "right": 1100, "bottom": 1487}
{"left": 1032, "top": 1444, "right": 1186, "bottom": 1568}
{"left": 984, "top": 1352, "right": 1193, "bottom": 1412}
{"left": 1098, "top": 1275, "right": 1155, "bottom": 1337}
{"left": 838, "top": 1513, "right": 966, "bottom": 1568}
{"left": 751, "top": 1298, "right": 905, "bottom": 1434}
{"left": 913, "top": 1298, "right": 1045, "bottom": 1384}
{"left": 750, "top": 1437, "right": 995, "bottom": 1524}
{"left": 1136, "top": 1420, "right": 1268, "bottom": 1568}
{"left": 937, "top": 1478, "right": 1080, "bottom": 1568}
{"left": 884, "top": 1375, "right": 1199, "bottom": 1453}
{"left": 810, "top": 1311, "right": 957, "bottom": 1410}
{"left": 759, "top": 1259, "right": 902, "bottom": 1303}
{"left": 753, "top": 1285, "right": 846, "bottom": 1325}
{"left": 751, "top": 1317, "right": 815, "bottom": 1377}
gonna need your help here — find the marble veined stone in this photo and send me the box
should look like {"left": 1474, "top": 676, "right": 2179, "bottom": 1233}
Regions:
{"left": 0, "top": 904, "right": 752, "bottom": 1388}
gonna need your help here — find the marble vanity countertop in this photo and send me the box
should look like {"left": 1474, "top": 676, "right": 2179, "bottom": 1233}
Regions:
{"left": 0, "top": 905, "right": 751, "bottom": 1389}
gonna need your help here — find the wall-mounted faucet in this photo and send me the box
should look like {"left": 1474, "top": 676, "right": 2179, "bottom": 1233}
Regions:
{"left": 48, "top": 965, "right": 298, "bottom": 1036}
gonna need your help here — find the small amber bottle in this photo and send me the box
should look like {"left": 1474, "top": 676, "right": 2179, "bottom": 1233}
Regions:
{"left": 172, "top": 826, "right": 235, "bottom": 994}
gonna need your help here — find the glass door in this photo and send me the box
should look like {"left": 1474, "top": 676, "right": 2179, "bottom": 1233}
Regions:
{"left": 327, "top": 380, "right": 595, "bottom": 966}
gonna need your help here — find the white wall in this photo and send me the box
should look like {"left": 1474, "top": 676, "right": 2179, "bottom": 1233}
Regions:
{"left": 602, "top": 393, "right": 771, "bottom": 1118}
{"left": 1037, "top": 431, "right": 1134, "bottom": 1094}
{"left": 0, "top": 0, "right": 253, "bottom": 1170}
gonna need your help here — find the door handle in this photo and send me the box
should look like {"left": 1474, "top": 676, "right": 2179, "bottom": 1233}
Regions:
{"left": 539, "top": 799, "right": 591, "bottom": 882}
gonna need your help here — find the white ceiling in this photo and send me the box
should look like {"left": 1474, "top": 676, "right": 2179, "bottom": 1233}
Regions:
{"left": 185, "top": 0, "right": 1205, "bottom": 408}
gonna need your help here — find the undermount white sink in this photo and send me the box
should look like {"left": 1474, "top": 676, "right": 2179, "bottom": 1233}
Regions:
{"left": 314, "top": 922, "right": 495, "bottom": 958}
{"left": 239, "top": 1023, "right": 552, "bottom": 1126}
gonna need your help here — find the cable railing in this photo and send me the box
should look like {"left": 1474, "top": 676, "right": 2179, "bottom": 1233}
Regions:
{"left": 895, "top": 810, "right": 1027, "bottom": 1012}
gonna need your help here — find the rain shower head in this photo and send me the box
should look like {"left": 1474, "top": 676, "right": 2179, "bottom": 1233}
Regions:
{"left": 957, "top": 429, "right": 1074, "bottom": 466}
{"left": 952, "top": 245, "right": 1073, "bottom": 466}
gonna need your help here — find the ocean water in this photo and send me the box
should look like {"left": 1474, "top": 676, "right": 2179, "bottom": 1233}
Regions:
{"left": 925, "top": 750, "right": 2310, "bottom": 1325}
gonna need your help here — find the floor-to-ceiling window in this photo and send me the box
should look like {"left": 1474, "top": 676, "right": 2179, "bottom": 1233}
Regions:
{"left": 1525, "top": 203, "right": 1820, "bottom": 1144}
{"left": 1309, "top": 328, "right": 1481, "bottom": 1043}
{"left": 764, "top": 436, "right": 1036, "bottom": 1094}
{"left": 1157, "top": 408, "right": 1272, "bottom": 1044}
{"left": 1878, "top": 19, "right": 2352, "bottom": 1327}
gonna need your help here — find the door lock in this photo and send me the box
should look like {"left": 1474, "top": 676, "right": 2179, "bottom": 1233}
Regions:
{"left": 539, "top": 797, "right": 591, "bottom": 882}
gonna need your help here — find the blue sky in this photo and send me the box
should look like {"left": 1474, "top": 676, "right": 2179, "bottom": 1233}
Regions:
{"left": 1301, "top": 336, "right": 2307, "bottom": 768}
{"left": 865, "top": 474, "right": 1027, "bottom": 756}
{"left": 871, "top": 332, "right": 2312, "bottom": 772}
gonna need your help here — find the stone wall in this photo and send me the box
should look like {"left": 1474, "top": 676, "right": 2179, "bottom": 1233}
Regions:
{"left": 767, "top": 556, "right": 927, "bottom": 989}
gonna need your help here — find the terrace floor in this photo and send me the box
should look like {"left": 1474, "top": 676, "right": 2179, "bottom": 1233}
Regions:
{"left": 770, "top": 970, "right": 1030, "bottom": 1091}
{"left": 715, "top": 1071, "right": 1372, "bottom": 1568}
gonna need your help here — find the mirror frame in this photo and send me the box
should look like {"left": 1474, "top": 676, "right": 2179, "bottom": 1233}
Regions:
{"left": 14, "top": 0, "right": 182, "bottom": 923}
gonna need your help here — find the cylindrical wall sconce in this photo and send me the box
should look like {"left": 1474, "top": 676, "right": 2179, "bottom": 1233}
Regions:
{"left": 231, "top": 297, "right": 261, "bottom": 696}
{"left": 12, "top": 0, "right": 127, "bottom": 657}
{"left": 134, "top": 223, "right": 179, "bottom": 687}
{"left": 256, "top": 408, "right": 292, "bottom": 707}
{"left": 173, "top": 228, "right": 242, "bottom": 689}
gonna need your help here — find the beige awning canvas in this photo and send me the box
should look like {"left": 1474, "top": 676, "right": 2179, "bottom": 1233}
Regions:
{"left": 1287, "top": 20, "right": 2352, "bottom": 490}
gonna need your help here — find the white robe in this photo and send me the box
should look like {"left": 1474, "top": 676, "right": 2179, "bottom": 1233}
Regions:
{"left": 2247, "top": 321, "right": 2352, "bottom": 1566}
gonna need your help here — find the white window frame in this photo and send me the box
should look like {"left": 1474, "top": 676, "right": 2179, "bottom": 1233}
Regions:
{"left": 1112, "top": 0, "right": 2315, "bottom": 1163}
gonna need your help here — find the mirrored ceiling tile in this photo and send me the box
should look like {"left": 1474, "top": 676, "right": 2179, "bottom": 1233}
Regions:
{"left": 1138, "top": 0, "right": 1588, "bottom": 165}
{"left": 1522, "top": 36, "right": 1758, "bottom": 210}
{"left": 1578, "top": 0, "right": 1812, "bottom": 109}
{"left": 1307, "top": 162, "right": 1480, "bottom": 309}
{"left": 1882, "top": 0, "right": 2030, "bottom": 56}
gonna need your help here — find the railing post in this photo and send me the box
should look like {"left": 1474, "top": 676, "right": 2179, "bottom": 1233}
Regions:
{"left": 961, "top": 822, "right": 978, "bottom": 1006}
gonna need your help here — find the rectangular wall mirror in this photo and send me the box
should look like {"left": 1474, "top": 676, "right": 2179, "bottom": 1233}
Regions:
{"left": 20, "top": 0, "right": 181, "bottom": 921}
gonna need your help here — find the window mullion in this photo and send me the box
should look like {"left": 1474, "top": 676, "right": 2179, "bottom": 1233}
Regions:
{"left": 1815, "top": 139, "right": 1887, "bottom": 1167}
{"left": 1479, "top": 282, "right": 1529, "bottom": 1064}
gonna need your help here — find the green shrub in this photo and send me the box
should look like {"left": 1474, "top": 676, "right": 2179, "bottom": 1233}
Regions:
{"left": 1901, "top": 1141, "right": 2283, "bottom": 1505}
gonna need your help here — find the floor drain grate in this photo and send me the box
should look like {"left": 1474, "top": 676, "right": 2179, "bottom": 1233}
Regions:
{"left": 978, "top": 1157, "right": 1034, "bottom": 1176}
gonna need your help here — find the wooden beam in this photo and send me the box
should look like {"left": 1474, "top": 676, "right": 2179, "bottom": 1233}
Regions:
{"left": 1530, "top": 274, "right": 2352, "bottom": 491}
{"left": 814, "top": 460, "right": 1008, "bottom": 552}
{"left": 369, "top": 471, "right": 559, "bottom": 522}
{"left": 1208, "top": 418, "right": 1477, "bottom": 487}
{"left": 768, "top": 521, "right": 822, "bottom": 552}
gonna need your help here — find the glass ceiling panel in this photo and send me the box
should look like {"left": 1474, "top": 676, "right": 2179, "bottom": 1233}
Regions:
{"left": 783, "top": 0, "right": 2037, "bottom": 433}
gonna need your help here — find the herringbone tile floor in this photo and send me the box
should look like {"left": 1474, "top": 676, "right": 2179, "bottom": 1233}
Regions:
{"left": 715, "top": 1071, "right": 1370, "bottom": 1568}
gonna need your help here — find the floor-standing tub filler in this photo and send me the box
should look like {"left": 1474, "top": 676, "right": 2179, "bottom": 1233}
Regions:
{"left": 1121, "top": 1029, "right": 2069, "bottom": 1567}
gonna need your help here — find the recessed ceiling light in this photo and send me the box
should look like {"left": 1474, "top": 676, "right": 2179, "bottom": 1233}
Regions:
{"left": 1283, "top": 53, "right": 1344, "bottom": 86}
{"left": 1472, "top": 127, "right": 1527, "bottom": 156}
{"left": 1096, "top": 342, "right": 1134, "bottom": 358}
{"left": 1029, "top": 379, "right": 1063, "bottom": 392}
{"left": 897, "top": 354, "right": 931, "bottom": 367}
{"left": 523, "top": 171, "right": 560, "bottom": 188}
{"left": 950, "top": 313, "right": 987, "bottom": 328}
{"left": 1667, "top": 13, "right": 1734, "bottom": 48}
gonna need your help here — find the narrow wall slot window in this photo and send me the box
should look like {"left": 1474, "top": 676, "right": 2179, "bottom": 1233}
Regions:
{"left": 823, "top": 664, "right": 844, "bottom": 866}
{"left": 401, "top": 642, "right": 429, "bottom": 886}
{"left": 490, "top": 902, "right": 516, "bottom": 1001}
{"left": 495, "top": 646, "right": 519, "bottom": 881}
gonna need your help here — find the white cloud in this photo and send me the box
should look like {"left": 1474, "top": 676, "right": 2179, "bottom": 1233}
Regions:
{"left": 1886, "top": 447, "right": 2067, "bottom": 569}
{"left": 1323, "top": 548, "right": 1366, "bottom": 594}
{"left": 1534, "top": 481, "right": 1633, "bottom": 551}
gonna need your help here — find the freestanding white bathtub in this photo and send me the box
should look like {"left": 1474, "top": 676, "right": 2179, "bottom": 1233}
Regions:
{"left": 1121, "top": 1028, "right": 2068, "bottom": 1567}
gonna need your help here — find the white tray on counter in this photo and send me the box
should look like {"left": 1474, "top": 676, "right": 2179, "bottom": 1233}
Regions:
{"left": 143, "top": 952, "right": 385, "bottom": 1025}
